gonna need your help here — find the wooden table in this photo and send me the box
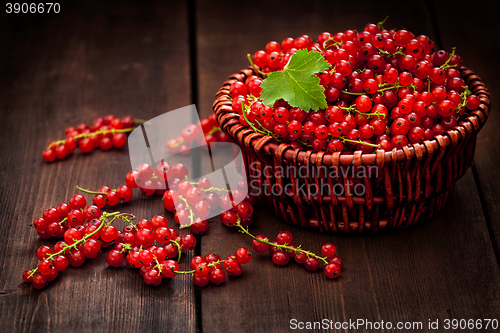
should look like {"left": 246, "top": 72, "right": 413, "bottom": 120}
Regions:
{"left": 1, "top": 1, "right": 499, "bottom": 332}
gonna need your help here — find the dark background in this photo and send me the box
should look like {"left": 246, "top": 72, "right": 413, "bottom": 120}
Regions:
{"left": 0, "top": 0, "right": 499, "bottom": 332}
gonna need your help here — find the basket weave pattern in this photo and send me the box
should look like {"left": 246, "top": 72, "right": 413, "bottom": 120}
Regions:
{"left": 213, "top": 67, "right": 490, "bottom": 233}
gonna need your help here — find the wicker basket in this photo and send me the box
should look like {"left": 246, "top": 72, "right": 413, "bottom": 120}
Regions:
{"left": 213, "top": 66, "right": 490, "bottom": 233}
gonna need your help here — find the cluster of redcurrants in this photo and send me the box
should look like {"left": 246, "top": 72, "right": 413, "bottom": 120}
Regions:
{"left": 166, "top": 114, "right": 232, "bottom": 154}
{"left": 164, "top": 176, "right": 254, "bottom": 234}
{"left": 79, "top": 161, "right": 192, "bottom": 210}
{"left": 231, "top": 21, "right": 481, "bottom": 153}
{"left": 32, "top": 194, "right": 103, "bottom": 240}
{"left": 42, "top": 114, "right": 136, "bottom": 162}
{"left": 25, "top": 206, "right": 133, "bottom": 289}
{"left": 188, "top": 248, "right": 252, "bottom": 287}
{"left": 102, "top": 215, "right": 201, "bottom": 286}
{"left": 230, "top": 222, "right": 343, "bottom": 279}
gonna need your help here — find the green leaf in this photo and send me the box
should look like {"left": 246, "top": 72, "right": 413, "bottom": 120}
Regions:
{"left": 260, "top": 49, "right": 329, "bottom": 112}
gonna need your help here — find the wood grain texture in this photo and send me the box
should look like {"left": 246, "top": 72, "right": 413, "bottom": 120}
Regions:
{"left": 196, "top": 0, "right": 500, "bottom": 331}
{"left": 0, "top": 1, "right": 196, "bottom": 332}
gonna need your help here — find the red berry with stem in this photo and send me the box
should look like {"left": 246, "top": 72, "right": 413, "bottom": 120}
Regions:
{"left": 125, "top": 170, "right": 139, "bottom": 188}
{"left": 116, "top": 184, "right": 133, "bottom": 202}
{"left": 82, "top": 239, "right": 101, "bottom": 259}
{"left": 69, "top": 194, "right": 86, "bottom": 210}
{"left": 294, "top": 251, "right": 308, "bottom": 264}
{"left": 42, "top": 149, "right": 56, "bottom": 162}
{"left": 275, "top": 231, "right": 293, "bottom": 245}
{"left": 33, "top": 217, "right": 48, "bottom": 231}
{"left": 220, "top": 210, "right": 238, "bottom": 227}
{"left": 139, "top": 250, "right": 154, "bottom": 265}
{"left": 190, "top": 218, "right": 209, "bottom": 235}
{"left": 466, "top": 95, "right": 480, "bottom": 110}
{"left": 83, "top": 205, "right": 101, "bottom": 220}
{"left": 194, "top": 200, "right": 211, "bottom": 219}
{"left": 209, "top": 268, "right": 226, "bottom": 284}
{"left": 438, "top": 100, "right": 456, "bottom": 117}
{"left": 151, "top": 215, "right": 168, "bottom": 231}
{"left": 193, "top": 274, "right": 210, "bottom": 287}
{"left": 180, "top": 234, "right": 196, "bottom": 251}
{"left": 143, "top": 269, "right": 162, "bottom": 286}
{"left": 38, "top": 260, "right": 55, "bottom": 275}
{"left": 64, "top": 228, "right": 82, "bottom": 245}
{"left": 136, "top": 228, "right": 155, "bottom": 247}
{"left": 235, "top": 247, "right": 252, "bottom": 264}
{"left": 324, "top": 263, "right": 341, "bottom": 279}
{"left": 252, "top": 235, "right": 270, "bottom": 253}
{"left": 162, "top": 260, "right": 179, "bottom": 278}
{"left": 391, "top": 118, "right": 410, "bottom": 135}
{"left": 304, "top": 257, "right": 320, "bottom": 272}
{"left": 236, "top": 201, "right": 253, "bottom": 219}
{"left": 101, "top": 225, "right": 119, "bottom": 242}
{"left": 155, "top": 227, "right": 172, "bottom": 244}
{"left": 93, "top": 194, "right": 107, "bottom": 208}
{"left": 329, "top": 255, "right": 344, "bottom": 269}
{"left": 321, "top": 243, "right": 337, "bottom": 258}
{"left": 355, "top": 95, "right": 372, "bottom": 112}
{"left": 43, "top": 207, "right": 60, "bottom": 223}
{"left": 67, "top": 210, "right": 84, "bottom": 227}
{"left": 31, "top": 273, "right": 47, "bottom": 289}
{"left": 78, "top": 138, "right": 94, "bottom": 153}
{"left": 36, "top": 245, "right": 53, "bottom": 260}
{"left": 195, "top": 263, "right": 210, "bottom": 277}
{"left": 272, "top": 251, "right": 289, "bottom": 266}
{"left": 22, "top": 270, "right": 33, "bottom": 283}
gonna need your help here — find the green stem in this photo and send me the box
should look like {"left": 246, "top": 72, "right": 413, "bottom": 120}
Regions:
{"left": 377, "top": 15, "right": 389, "bottom": 30}
{"left": 172, "top": 269, "right": 195, "bottom": 275}
{"left": 48, "top": 127, "right": 134, "bottom": 150}
{"left": 254, "top": 119, "right": 280, "bottom": 140}
{"left": 440, "top": 47, "right": 457, "bottom": 70}
{"left": 58, "top": 217, "right": 68, "bottom": 225}
{"left": 456, "top": 85, "right": 472, "bottom": 112}
{"left": 207, "top": 126, "right": 222, "bottom": 135}
{"left": 153, "top": 256, "right": 163, "bottom": 276}
{"left": 236, "top": 221, "right": 329, "bottom": 265}
{"left": 169, "top": 239, "right": 183, "bottom": 263}
{"left": 242, "top": 102, "right": 280, "bottom": 141}
{"left": 207, "top": 259, "right": 224, "bottom": 268}
{"left": 340, "top": 137, "right": 381, "bottom": 148}
{"left": 247, "top": 54, "right": 267, "bottom": 78}
{"left": 322, "top": 37, "right": 342, "bottom": 50}
{"left": 75, "top": 185, "right": 107, "bottom": 195}
{"left": 177, "top": 196, "right": 195, "bottom": 228}
{"left": 376, "top": 47, "right": 404, "bottom": 57}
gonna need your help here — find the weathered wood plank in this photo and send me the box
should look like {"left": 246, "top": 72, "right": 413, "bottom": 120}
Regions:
{"left": 0, "top": 1, "right": 196, "bottom": 332}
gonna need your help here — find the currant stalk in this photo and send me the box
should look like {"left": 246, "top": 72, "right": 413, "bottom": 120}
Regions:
{"left": 235, "top": 220, "right": 329, "bottom": 265}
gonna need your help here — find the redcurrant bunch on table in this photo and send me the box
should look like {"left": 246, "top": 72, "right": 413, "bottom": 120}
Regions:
{"left": 32, "top": 194, "right": 107, "bottom": 240}
{"left": 232, "top": 17, "right": 481, "bottom": 154}
{"left": 222, "top": 217, "right": 342, "bottom": 279}
{"left": 24, "top": 211, "right": 135, "bottom": 289}
{"left": 42, "top": 114, "right": 138, "bottom": 162}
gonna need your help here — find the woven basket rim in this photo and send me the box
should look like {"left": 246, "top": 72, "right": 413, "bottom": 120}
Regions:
{"left": 214, "top": 66, "right": 490, "bottom": 166}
